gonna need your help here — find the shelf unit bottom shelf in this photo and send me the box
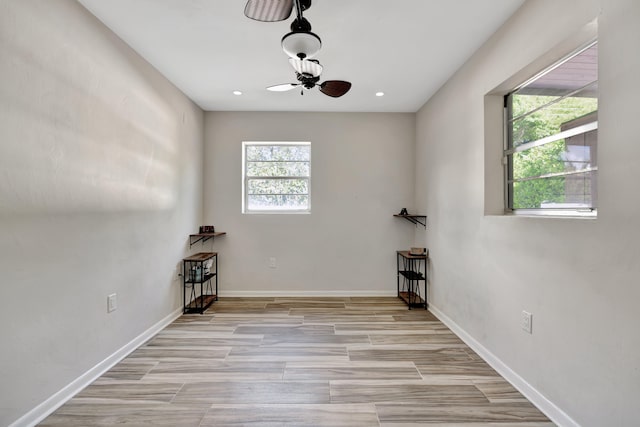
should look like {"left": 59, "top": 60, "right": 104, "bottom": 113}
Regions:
{"left": 184, "top": 294, "right": 217, "bottom": 314}
{"left": 398, "top": 291, "right": 427, "bottom": 308}
{"left": 399, "top": 270, "right": 425, "bottom": 280}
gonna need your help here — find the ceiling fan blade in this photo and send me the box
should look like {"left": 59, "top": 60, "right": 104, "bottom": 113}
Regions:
{"left": 267, "top": 83, "right": 300, "bottom": 92}
{"left": 244, "top": 0, "right": 293, "bottom": 22}
{"left": 288, "top": 58, "right": 323, "bottom": 77}
{"left": 319, "top": 80, "right": 352, "bottom": 97}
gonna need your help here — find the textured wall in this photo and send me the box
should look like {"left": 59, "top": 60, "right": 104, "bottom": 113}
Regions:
{"left": 0, "top": 1, "right": 203, "bottom": 425}
{"left": 415, "top": 0, "right": 640, "bottom": 425}
{"left": 204, "top": 112, "right": 417, "bottom": 296}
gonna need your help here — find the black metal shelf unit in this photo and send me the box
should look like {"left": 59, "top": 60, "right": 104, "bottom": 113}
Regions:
{"left": 183, "top": 252, "right": 218, "bottom": 314}
{"left": 396, "top": 251, "right": 428, "bottom": 309}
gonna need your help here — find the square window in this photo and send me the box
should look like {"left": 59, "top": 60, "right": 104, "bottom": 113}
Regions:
{"left": 242, "top": 142, "right": 311, "bottom": 213}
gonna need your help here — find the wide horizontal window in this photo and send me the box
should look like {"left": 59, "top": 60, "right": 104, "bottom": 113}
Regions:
{"left": 505, "top": 42, "right": 598, "bottom": 215}
{"left": 242, "top": 142, "right": 311, "bottom": 213}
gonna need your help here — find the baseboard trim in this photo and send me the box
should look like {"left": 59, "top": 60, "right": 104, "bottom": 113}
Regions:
{"left": 220, "top": 290, "right": 397, "bottom": 298}
{"left": 428, "top": 304, "right": 579, "bottom": 427}
{"left": 9, "top": 307, "right": 183, "bottom": 427}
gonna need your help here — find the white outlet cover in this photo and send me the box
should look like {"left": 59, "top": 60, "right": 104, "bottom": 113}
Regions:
{"left": 107, "top": 294, "right": 117, "bottom": 313}
{"left": 521, "top": 310, "right": 532, "bottom": 334}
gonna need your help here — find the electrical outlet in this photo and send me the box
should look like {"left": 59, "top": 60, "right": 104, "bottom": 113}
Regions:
{"left": 107, "top": 293, "right": 117, "bottom": 313}
{"left": 269, "top": 257, "right": 277, "bottom": 268}
{"left": 521, "top": 310, "right": 532, "bottom": 334}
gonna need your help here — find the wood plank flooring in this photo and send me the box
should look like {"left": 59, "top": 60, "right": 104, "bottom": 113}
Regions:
{"left": 40, "top": 297, "right": 553, "bottom": 426}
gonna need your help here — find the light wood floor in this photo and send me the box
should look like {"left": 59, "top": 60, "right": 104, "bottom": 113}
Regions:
{"left": 41, "top": 297, "right": 553, "bottom": 426}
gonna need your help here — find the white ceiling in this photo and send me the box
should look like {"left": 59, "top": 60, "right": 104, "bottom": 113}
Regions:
{"left": 77, "top": 0, "right": 525, "bottom": 113}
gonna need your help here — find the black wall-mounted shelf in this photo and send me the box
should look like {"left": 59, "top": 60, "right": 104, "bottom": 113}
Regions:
{"left": 393, "top": 214, "right": 427, "bottom": 228}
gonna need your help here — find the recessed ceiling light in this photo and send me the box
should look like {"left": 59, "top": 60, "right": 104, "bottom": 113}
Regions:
{"left": 375, "top": 92, "right": 385, "bottom": 97}
{"left": 233, "top": 90, "right": 243, "bottom": 96}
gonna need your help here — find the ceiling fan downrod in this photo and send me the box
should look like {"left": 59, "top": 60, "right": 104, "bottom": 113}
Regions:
{"left": 282, "top": 0, "right": 320, "bottom": 59}
{"left": 295, "top": 0, "right": 311, "bottom": 20}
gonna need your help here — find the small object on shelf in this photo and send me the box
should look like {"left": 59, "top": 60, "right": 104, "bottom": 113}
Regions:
{"left": 399, "top": 208, "right": 408, "bottom": 215}
{"left": 409, "top": 247, "right": 426, "bottom": 256}
{"left": 203, "top": 258, "right": 214, "bottom": 275}
{"left": 189, "top": 265, "right": 203, "bottom": 281}
{"left": 199, "top": 225, "right": 215, "bottom": 233}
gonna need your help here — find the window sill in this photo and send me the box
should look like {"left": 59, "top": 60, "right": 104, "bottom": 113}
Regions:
{"left": 242, "top": 210, "right": 311, "bottom": 215}
{"left": 501, "top": 209, "right": 597, "bottom": 219}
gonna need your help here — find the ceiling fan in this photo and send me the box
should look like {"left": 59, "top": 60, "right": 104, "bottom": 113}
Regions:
{"left": 244, "top": 0, "right": 352, "bottom": 98}
{"left": 267, "top": 58, "right": 352, "bottom": 97}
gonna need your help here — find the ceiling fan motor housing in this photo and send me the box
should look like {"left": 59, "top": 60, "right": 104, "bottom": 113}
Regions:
{"left": 296, "top": 72, "right": 320, "bottom": 89}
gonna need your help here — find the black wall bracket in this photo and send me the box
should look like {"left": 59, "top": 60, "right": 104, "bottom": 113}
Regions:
{"left": 393, "top": 214, "right": 427, "bottom": 228}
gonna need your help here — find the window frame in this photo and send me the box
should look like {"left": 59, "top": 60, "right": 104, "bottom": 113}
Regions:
{"left": 503, "top": 40, "right": 598, "bottom": 217}
{"left": 242, "top": 141, "right": 311, "bottom": 214}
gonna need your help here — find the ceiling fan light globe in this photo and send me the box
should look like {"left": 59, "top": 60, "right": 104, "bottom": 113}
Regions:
{"left": 281, "top": 31, "right": 321, "bottom": 59}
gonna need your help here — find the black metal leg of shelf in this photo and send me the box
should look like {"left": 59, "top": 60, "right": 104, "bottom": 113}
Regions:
{"left": 409, "top": 257, "right": 413, "bottom": 310}
{"left": 215, "top": 254, "right": 219, "bottom": 301}
{"left": 182, "top": 261, "right": 186, "bottom": 314}
{"left": 418, "top": 258, "right": 424, "bottom": 310}
{"left": 198, "top": 281, "right": 201, "bottom": 312}
{"left": 425, "top": 261, "right": 428, "bottom": 309}
{"left": 422, "top": 258, "right": 427, "bottom": 310}
{"left": 396, "top": 253, "right": 400, "bottom": 298}
{"left": 415, "top": 261, "right": 421, "bottom": 307}
{"left": 414, "top": 259, "right": 419, "bottom": 308}
{"left": 413, "top": 259, "right": 417, "bottom": 309}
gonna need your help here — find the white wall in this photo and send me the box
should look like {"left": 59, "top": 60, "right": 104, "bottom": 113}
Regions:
{"left": 415, "top": 0, "right": 640, "bottom": 425}
{"left": 0, "top": 1, "right": 203, "bottom": 425}
{"left": 204, "top": 112, "right": 416, "bottom": 296}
